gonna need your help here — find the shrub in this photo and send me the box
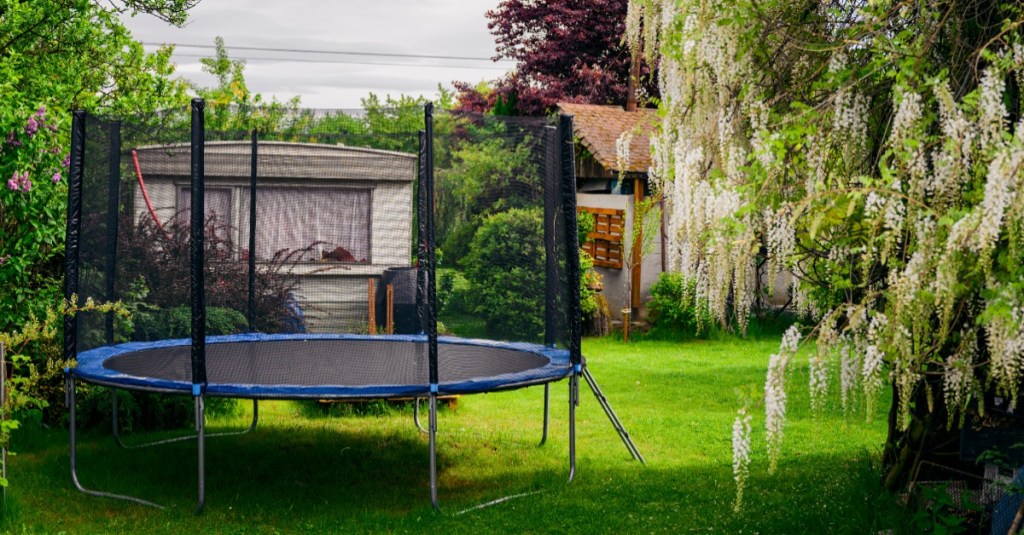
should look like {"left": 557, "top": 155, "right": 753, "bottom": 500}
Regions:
{"left": 437, "top": 268, "right": 471, "bottom": 316}
{"left": 0, "top": 106, "right": 67, "bottom": 336}
{"left": 0, "top": 299, "right": 127, "bottom": 447}
{"left": 117, "top": 213, "right": 304, "bottom": 334}
{"left": 462, "top": 208, "right": 545, "bottom": 341}
{"left": 133, "top": 306, "right": 248, "bottom": 341}
{"left": 76, "top": 386, "right": 240, "bottom": 433}
{"left": 576, "top": 211, "right": 599, "bottom": 320}
{"left": 645, "top": 272, "right": 714, "bottom": 339}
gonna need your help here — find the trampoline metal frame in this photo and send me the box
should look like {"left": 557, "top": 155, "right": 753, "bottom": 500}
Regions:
{"left": 62, "top": 100, "right": 642, "bottom": 514}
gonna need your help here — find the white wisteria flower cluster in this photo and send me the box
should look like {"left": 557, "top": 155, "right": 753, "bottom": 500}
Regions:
{"left": 731, "top": 408, "right": 752, "bottom": 512}
{"left": 629, "top": 0, "right": 1024, "bottom": 505}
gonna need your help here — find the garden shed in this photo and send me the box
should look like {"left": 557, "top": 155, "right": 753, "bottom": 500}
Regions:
{"left": 131, "top": 141, "right": 417, "bottom": 332}
{"left": 557, "top": 103, "right": 663, "bottom": 319}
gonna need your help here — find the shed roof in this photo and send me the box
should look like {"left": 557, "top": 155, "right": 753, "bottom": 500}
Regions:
{"left": 133, "top": 141, "right": 416, "bottom": 182}
{"left": 557, "top": 103, "right": 658, "bottom": 174}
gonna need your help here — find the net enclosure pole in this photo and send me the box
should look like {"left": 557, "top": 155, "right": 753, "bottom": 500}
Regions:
{"left": 559, "top": 114, "right": 582, "bottom": 481}
{"left": 543, "top": 125, "right": 559, "bottom": 348}
{"left": 424, "top": 103, "right": 438, "bottom": 386}
{"left": 104, "top": 121, "right": 122, "bottom": 345}
{"left": 247, "top": 128, "right": 258, "bottom": 332}
{"left": 190, "top": 98, "right": 207, "bottom": 388}
{"left": 64, "top": 110, "right": 86, "bottom": 361}
{"left": 540, "top": 124, "right": 561, "bottom": 447}
{"left": 559, "top": 114, "right": 582, "bottom": 368}
{"left": 424, "top": 103, "right": 441, "bottom": 511}
{"left": 416, "top": 130, "right": 428, "bottom": 334}
{"left": 190, "top": 98, "right": 208, "bottom": 515}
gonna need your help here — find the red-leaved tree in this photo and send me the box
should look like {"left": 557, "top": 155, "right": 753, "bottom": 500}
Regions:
{"left": 455, "top": 0, "right": 655, "bottom": 115}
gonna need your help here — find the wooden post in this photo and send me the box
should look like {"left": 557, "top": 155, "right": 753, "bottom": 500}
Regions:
{"left": 386, "top": 284, "right": 395, "bottom": 335}
{"left": 368, "top": 278, "right": 377, "bottom": 335}
{"left": 622, "top": 309, "right": 631, "bottom": 343}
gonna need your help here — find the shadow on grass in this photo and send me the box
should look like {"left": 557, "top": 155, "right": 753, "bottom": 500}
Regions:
{"left": 69, "top": 427, "right": 435, "bottom": 509}
{"left": 450, "top": 453, "right": 911, "bottom": 534}
{"left": 17, "top": 420, "right": 560, "bottom": 517}
{"left": 7, "top": 421, "right": 912, "bottom": 533}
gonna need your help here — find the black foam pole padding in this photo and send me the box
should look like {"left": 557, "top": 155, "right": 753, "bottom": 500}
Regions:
{"left": 64, "top": 110, "right": 86, "bottom": 361}
{"left": 247, "top": 128, "right": 258, "bottom": 332}
{"left": 416, "top": 130, "right": 428, "bottom": 334}
{"left": 190, "top": 98, "right": 207, "bottom": 386}
{"left": 543, "top": 125, "right": 559, "bottom": 347}
{"left": 104, "top": 121, "right": 122, "bottom": 345}
{"left": 424, "top": 103, "right": 438, "bottom": 385}
{"left": 559, "top": 114, "right": 582, "bottom": 365}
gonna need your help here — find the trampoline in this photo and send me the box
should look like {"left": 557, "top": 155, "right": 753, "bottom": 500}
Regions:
{"left": 74, "top": 334, "right": 572, "bottom": 398}
{"left": 63, "top": 100, "right": 642, "bottom": 514}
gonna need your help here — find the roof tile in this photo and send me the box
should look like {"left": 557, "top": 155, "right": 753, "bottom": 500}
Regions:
{"left": 557, "top": 103, "right": 658, "bottom": 173}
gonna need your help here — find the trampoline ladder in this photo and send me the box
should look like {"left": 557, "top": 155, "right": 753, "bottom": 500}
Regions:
{"left": 581, "top": 364, "right": 645, "bottom": 464}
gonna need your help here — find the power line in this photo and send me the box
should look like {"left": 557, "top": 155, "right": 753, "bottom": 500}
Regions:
{"left": 171, "top": 53, "right": 511, "bottom": 71}
{"left": 143, "top": 41, "right": 514, "bottom": 63}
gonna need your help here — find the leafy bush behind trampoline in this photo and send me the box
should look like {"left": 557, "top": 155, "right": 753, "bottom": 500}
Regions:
{"left": 76, "top": 212, "right": 306, "bottom": 429}
{"left": 462, "top": 208, "right": 545, "bottom": 341}
{"left": 116, "top": 212, "right": 304, "bottom": 337}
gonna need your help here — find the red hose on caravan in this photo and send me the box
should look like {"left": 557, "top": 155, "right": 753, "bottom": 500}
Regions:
{"left": 131, "top": 149, "right": 171, "bottom": 240}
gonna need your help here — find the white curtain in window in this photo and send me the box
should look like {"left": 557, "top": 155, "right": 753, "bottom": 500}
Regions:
{"left": 178, "top": 187, "right": 234, "bottom": 244}
{"left": 240, "top": 187, "right": 371, "bottom": 262}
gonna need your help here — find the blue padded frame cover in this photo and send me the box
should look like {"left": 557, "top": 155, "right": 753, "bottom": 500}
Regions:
{"left": 71, "top": 333, "right": 572, "bottom": 399}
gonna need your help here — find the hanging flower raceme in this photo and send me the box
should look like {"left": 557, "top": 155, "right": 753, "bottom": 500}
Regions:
{"left": 732, "top": 408, "right": 752, "bottom": 512}
{"left": 765, "top": 325, "right": 801, "bottom": 472}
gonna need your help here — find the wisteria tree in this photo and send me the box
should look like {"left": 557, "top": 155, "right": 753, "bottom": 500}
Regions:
{"left": 627, "top": 0, "right": 1024, "bottom": 498}
{"left": 455, "top": 0, "right": 654, "bottom": 114}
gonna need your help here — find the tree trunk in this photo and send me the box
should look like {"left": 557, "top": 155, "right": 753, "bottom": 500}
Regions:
{"left": 881, "top": 381, "right": 965, "bottom": 492}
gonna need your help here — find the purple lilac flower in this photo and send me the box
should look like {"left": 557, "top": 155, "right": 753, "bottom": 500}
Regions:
{"left": 8, "top": 171, "right": 31, "bottom": 192}
{"left": 25, "top": 117, "right": 38, "bottom": 137}
{"left": 0, "top": 255, "right": 9, "bottom": 266}
{"left": 62, "top": 153, "right": 71, "bottom": 168}
{"left": 35, "top": 106, "right": 46, "bottom": 119}
{"left": 52, "top": 172, "right": 61, "bottom": 183}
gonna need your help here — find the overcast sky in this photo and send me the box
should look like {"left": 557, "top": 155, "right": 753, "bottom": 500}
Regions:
{"left": 121, "top": 0, "right": 514, "bottom": 109}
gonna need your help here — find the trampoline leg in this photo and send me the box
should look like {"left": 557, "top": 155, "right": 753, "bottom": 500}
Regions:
{"left": 428, "top": 393, "right": 440, "bottom": 511}
{"left": 582, "top": 365, "right": 645, "bottom": 464}
{"left": 539, "top": 384, "right": 549, "bottom": 446}
{"left": 113, "top": 393, "right": 259, "bottom": 449}
{"left": 195, "top": 395, "right": 206, "bottom": 515}
{"left": 414, "top": 397, "right": 427, "bottom": 434}
{"left": 568, "top": 372, "right": 578, "bottom": 482}
{"left": 67, "top": 374, "right": 163, "bottom": 508}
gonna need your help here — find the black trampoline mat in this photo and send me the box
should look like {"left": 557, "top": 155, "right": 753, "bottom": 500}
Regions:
{"left": 103, "top": 339, "right": 550, "bottom": 387}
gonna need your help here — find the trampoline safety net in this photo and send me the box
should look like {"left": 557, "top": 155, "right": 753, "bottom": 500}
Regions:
{"left": 67, "top": 100, "right": 580, "bottom": 392}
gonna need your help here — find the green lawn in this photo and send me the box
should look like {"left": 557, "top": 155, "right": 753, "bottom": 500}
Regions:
{"left": 2, "top": 336, "right": 911, "bottom": 533}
